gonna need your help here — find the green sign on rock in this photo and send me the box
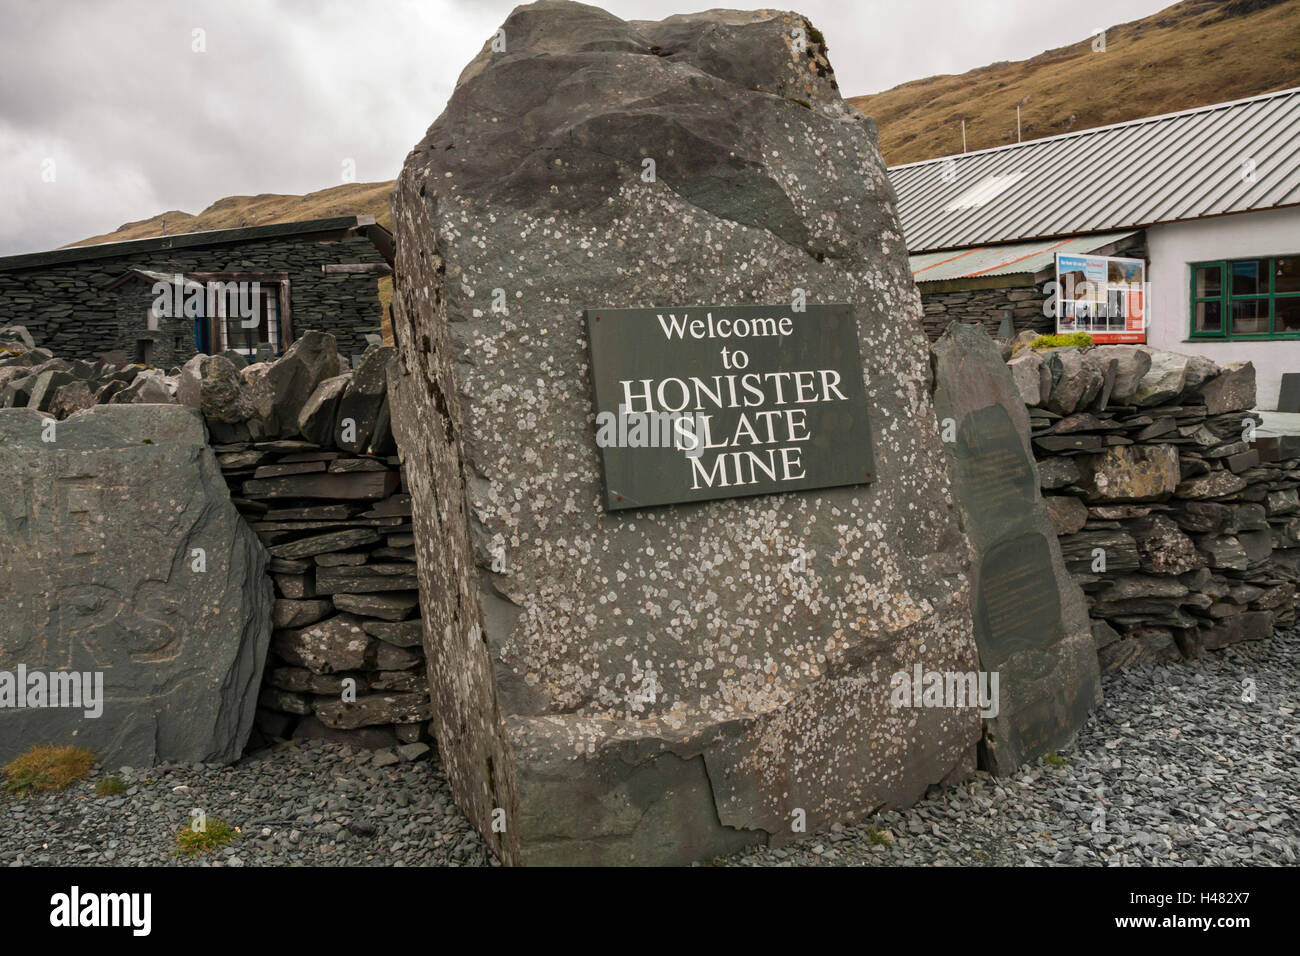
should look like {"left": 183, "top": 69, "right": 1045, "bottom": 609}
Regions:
{"left": 585, "top": 303, "right": 875, "bottom": 510}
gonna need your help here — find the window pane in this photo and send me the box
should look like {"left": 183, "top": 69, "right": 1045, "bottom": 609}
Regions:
{"left": 1276, "top": 296, "right": 1300, "bottom": 333}
{"left": 1194, "top": 264, "right": 1221, "bottom": 297}
{"left": 1231, "top": 259, "right": 1267, "bottom": 296}
{"left": 226, "top": 317, "right": 259, "bottom": 353}
{"left": 1231, "top": 298, "right": 1269, "bottom": 334}
{"left": 1195, "top": 300, "right": 1222, "bottom": 333}
{"left": 1276, "top": 258, "right": 1300, "bottom": 294}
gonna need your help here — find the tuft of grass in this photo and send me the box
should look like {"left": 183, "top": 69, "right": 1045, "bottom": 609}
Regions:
{"left": 1042, "top": 751, "right": 1070, "bottom": 767}
{"left": 866, "top": 827, "right": 895, "bottom": 846}
{"left": 1030, "top": 332, "right": 1093, "bottom": 350}
{"left": 4, "top": 745, "right": 96, "bottom": 796}
{"left": 95, "top": 776, "right": 127, "bottom": 797}
{"left": 174, "top": 818, "right": 238, "bottom": 857}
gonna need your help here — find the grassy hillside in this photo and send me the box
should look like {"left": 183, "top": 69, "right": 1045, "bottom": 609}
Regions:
{"left": 849, "top": 0, "right": 1300, "bottom": 166}
{"left": 67, "top": 181, "right": 393, "bottom": 248}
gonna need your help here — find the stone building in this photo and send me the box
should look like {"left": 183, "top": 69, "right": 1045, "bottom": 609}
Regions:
{"left": 0, "top": 216, "right": 393, "bottom": 366}
{"left": 909, "top": 231, "right": 1146, "bottom": 341}
{"left": 889, "top": 87, "right": 1300, "bottom": 410}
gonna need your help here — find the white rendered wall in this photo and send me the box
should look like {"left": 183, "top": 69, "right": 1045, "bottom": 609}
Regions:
{"left": 1145, "top": 206, "right": 1300, "bottom": 410}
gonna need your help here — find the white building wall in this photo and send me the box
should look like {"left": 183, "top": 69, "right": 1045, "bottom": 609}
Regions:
{"left": 1145, "top": 205, "right": 1300, "bottom": 410}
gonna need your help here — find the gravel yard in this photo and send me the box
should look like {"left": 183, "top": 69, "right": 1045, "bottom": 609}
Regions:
{"left": 723, "top": 629, "right": 1299, "bottom": 867}
{"left": 3, "top": 629, "right": 1295, "bottom": 868}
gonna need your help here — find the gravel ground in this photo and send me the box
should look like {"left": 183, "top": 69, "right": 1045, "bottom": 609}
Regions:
{"left": 0, "top": 741, "right": 495, "bottom": 867}
{"left": 3, "top": 629, "right": 1295, "bottom": 867}
{"left": 723, "top": 628, "right": 1300, "bottom": 867}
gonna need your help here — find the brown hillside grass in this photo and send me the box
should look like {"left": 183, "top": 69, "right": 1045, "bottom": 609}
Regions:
{"left": 67, "top": 181, "right": 393, "bottom": 248}
{"left": 849, "top": 0, "right": 1300, "bottom": 165}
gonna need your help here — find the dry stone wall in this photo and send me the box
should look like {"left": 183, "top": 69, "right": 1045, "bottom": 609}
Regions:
{"left": 920, "top": 284, "right": 1051, "bottom": 342}
{"left": 1006, "top": 338, "right": 1299, "bottom": 673}
{"left": 1, "top": 323, "right": 432, "bottom": 754}
{"left": 217, "top": 440, "right": 432, "bottom": 750}
{"left": 192, "top": 339, "right": 434, "bottom": 748}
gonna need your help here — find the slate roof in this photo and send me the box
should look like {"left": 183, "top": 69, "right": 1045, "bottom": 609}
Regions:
{"left": 0, "top": 216, "right": 394, "bottom": 272}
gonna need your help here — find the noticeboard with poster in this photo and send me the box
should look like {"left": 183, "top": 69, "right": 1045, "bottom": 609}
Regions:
{"left": 1054, "top": 252, "right": 1146, "bottom": 344}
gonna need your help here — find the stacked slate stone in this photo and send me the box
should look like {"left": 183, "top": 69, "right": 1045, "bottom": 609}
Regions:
{"left": 920, "top": 286, "right": 1052, "bottom": 342}
{"left": 0, "top": 323, "right": 182, "bottom": 414}
{"left": 201, "top": 337, "right": 433, "bottom": 749}
{"left": 1255, "top": 432, "right": 1300, "bottom": 602}
{"left": 1006, "top": 338, "right": 1298, "bottom": 673}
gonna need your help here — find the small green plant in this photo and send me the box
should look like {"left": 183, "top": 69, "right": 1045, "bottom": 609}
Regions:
{"left": 1042, "top": 751, "right": 1070, "bottom": 767}
{"left": 866, "top": 827, "right": 895, "bottom": 846}
{"left": 1029, "top": 332, "right": 1093, "bottom": 350}
{"left": 174, "top": 818, "right": 238, "bottom": 857}
{"left": 4, "top": 745, "right": 95, "bottom": 795}
{"left": 95, "top": 776, "right": 127, "bottom": 797}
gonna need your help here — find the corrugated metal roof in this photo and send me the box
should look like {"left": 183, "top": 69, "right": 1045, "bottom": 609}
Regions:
{"left": 888, "top": 87, "right": 1300, "bottom": 253}
{"left": 909, "top": 230, "right": 1135, "bottom": 284}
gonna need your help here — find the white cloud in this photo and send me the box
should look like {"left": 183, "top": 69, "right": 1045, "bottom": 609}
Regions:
{"left": 0, "top": 0, "right": 1175, "bottom": 255}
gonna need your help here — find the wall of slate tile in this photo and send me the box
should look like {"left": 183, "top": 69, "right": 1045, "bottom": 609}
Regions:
{"left": 920, "top": 283, "right": 1053, "bottom": 341}
{"left": 214, "top": 440, "right": 434, "bottom": 750}
{"left": 0, "top": 234, "right": 386, "bottom": 362}
{"left": 1009, "top": 343, "right": 1300, "bottom": 674}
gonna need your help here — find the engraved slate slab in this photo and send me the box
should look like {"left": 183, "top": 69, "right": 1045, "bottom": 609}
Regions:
{"left": 932, "top": 322, "right": 1101, "bottom": 773}
{"left": 585, "top": 303, "right": 874, "bottom": 509}
{"left": 0, "top": 404, "right": 273, "bottom": 767}
{"left": 388, "top": 3, "right": 981, "bottom": 865}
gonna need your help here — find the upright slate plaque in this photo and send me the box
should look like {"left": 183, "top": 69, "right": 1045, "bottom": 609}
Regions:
{"left": 585, "top": 303, "right": 875, "bottom": 510}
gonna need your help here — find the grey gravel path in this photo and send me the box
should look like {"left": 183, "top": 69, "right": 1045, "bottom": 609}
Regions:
{"left": 722, "top": 628, "right": 1299, "bottom": 867}
{"left": 2, "top": 629, "right": 1295, "bottom": 867}
{"left": 0, "top": 741, "right": 494, "bottom": 867}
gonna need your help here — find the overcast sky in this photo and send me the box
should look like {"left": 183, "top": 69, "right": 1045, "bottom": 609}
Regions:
{"left": 0, "top": 0, "right": 1174, "bottom": 255}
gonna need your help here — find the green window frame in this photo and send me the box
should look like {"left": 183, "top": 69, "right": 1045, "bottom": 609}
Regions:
{"left": 1189, "top": 255, "right": 1300, "bottom": 340}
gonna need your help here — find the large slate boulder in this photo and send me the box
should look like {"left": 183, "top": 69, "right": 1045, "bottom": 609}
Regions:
{"left": 1007, "top": 350, "right": 1049, "bottom": 406}
{"left": 1043, "top": 348, "right": 1101, "bottom": 415}
{"left": 1076, "top": 444, "right": 1180, "bottom": 502}
{"left": 176, "top": 354, "right": 259, "bottom": 423}
{"left": 387, "top": 1, "right": 980, "bottom": 865}
{"left": 335, "top": 347, "right": 391, "bottom": 453}
{"left": 931, "top": 323, "right": 1100, "bottom": 774}
{"left": 1133, "top": 348, "right": 1189, "bottom": 406}
{"left": 260, "top": 330, "right": 342, "bottom": 437}
{"left": 1199, "top": 362, "right": 1256, "bottom": 415}
{"left": 297, "top": 372, "right": 351, "bottom": 447}
{"left": 0, "top": 404, "right": 273, "bottom": 767}
{"left": 1101, "top": 346, "right": 1151, "bottom": 404}
{"left": 50, "top": 380, "right": 95, "bottom": 419}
